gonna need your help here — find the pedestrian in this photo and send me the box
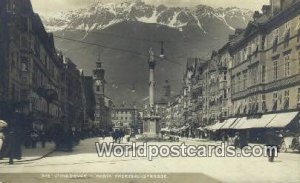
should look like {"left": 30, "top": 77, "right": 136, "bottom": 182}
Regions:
{"left": 233, "top": 132, "right": 240, "bottom": 149}
{"left": 265, "top": 129, "right": 280, "bottom": 162}
{"left": 39, "top": 130, "right": 46, "bottom": 148}
{"left": 0, "top": 129, "right": 5, "bottom": 152}
{"left": 30, "top": 130, "right": 39, "bottom": 148}
{"left": 221, "top": 131, "right": 226, "bottom": 143}
{"left": 0, "top": 127, "right": 22, "bottom": 164}
{"left": 239, "top": 131, "right": 248, "bottom": 148}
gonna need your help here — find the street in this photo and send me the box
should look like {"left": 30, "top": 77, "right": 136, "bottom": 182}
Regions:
{"left": 1, "top": 138, "right": 300, "bottom": 183}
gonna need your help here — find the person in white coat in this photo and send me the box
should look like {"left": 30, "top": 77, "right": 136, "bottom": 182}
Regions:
{"left": 0, "top": 131, "right": 4, "bottom": 152}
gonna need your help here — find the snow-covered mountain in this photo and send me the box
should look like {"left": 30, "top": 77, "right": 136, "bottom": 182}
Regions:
{"left": 42, "top": 0, "right": 253, "bottom": 33}
{"left": 40, "top": 0, "right": 254, "bottom": 105}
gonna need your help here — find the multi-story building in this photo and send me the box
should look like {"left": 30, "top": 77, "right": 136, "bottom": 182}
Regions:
{"left": 166, "top": 95, "right": 184, "bottom": 127}
{"left": 218, "top": 43, "right": 234, "bottom": 118}
{"left": 111, "top": 105, "right": 137, "bottom": 134}
{"left": 0, "top": 0, "right": 97, "bottom": 135}
{"left": 62, "top": 58, "right": 84, "bottom": 131}
{"left": 200, "top": 0, "right": 300, "bottom": 138}
{"left": 203, "top": 52, "right": 223, "bottom": 124}
{"left": 0, "top": 0, "right": 64, "bottom": 132}
{"left": 230, "top": 0, "right": 300, "bottom": 115}
{"left": 81, "top": 75, "right": 96, "bottom": 130}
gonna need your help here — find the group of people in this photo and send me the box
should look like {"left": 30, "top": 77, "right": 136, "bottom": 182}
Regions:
{"left": 23, "top": 130, "right": 48, "bottom": 149}
{"left": 225, "top": 130, "right": 284, "bottom": 162}
{"left": 112, "top": 129, "right": 125, "bottom": 143}
{"left": 0, "top": 123, "right": 85, "bottom": 164}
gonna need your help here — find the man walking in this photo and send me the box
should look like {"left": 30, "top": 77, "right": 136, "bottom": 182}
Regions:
{"left": 265, "top": 129, "right": 279, "bottom": 162}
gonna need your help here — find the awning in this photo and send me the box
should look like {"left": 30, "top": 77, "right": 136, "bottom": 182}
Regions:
{"left": 160, "top": 127, "right": 170, "bottom": 132}
{"left": 230, "top": 117, "right": 247, "bottom": 129}
{"left": 212, "top": 122, "right": 226, "bottom": 130}
{"left": 179, "top": 125, "right": 190, "bottom": 131}
{"left": 266, "top": 112, "right": 299, "bottom": 128}
{"left": 204, "top": 125, "right": 214, "bottom": 130}
{"left": 220, "top": 118, "right": 237, "bottom": 129}
{"left": 205, "top": 121, "right": 226, "bottom": 131}
{"left": 170, "top": 127, "right": 180, "bottom": 133}
{"left": 240, "top": 114, "right": 276, "bottom": 129}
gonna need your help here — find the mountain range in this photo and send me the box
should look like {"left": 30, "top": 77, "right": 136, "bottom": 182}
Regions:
{"left": 41, "top": 0, "right": 254, "bottom": 105}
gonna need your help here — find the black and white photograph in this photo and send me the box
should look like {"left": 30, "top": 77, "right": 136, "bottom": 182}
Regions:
{"left": 0, "top": 0, "right": 300, "bottom": 182}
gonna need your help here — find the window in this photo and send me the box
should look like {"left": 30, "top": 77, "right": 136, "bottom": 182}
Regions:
{"left": 283, "top": 29, "right": 290, "bottom": 48}
{"left": 284, "top": 90, "right": 289, "bottom": 110}
{"left": 223, "top": 89, "right": 227, "bottom": 99}
{"left": 223, "top": 71, "right": 227, "bottom": 81}
{"left": 262, "top": 94, "right": 267, "bottom": 112}
{"left": 261, "top": 35, "right": 266, "bottom": 50}
{"left": 262, "top": 65, "right": 266, "bottom": 83}
{"left": 272, "top": 29, "right": 279, "bottom": 52}
{"left": 252, "top": 66, "right": 258, "bottom": 85}
{"left": 244, "top": 48, "right": 247, "bottom": 61}
{"left": 231, "top": 76, "right": 235, "bottom": 93}
{"left": 273, "top": 60, "right": 278, "bottom": 80}
{"left": 96, "top": 85, "right": 100, "bottom": 91}
{"left": 237, "top": 73, "right": 241, "bottom": 92}
{"left": 284, "top": 55, "right": 290, "bottom": 77}
{"left": 298, "top": 88, "right": 300, "bottom": 103}
{"left": 243, "top": 71, "right": 247, "bottom": 90}
{"left": 283, "top": 22, "right": 290, "bottom": 48}
{"left": 272, "top": 92, "right": 278, "bottom": 111}
{"left": 272, "top": 37, "right": 278, "bottom": 52}
{"left": 298, "top": 51, "right": 300, "bottom": 74}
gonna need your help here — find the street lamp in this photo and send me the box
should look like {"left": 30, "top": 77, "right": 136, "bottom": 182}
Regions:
{"left": 131, "top": 83, "right": 136, "bottom": 93}
{"left": 160, "top": 41, "right": 165, "bottom": 59}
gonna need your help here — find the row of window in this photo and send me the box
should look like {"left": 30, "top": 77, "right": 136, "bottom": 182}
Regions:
{"left": 113, "top": 116, "right": 132, "bottom": 120}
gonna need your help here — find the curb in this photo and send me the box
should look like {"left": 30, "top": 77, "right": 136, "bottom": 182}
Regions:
{"left": 0, "top": 149, "right": 55, "bottom": 164}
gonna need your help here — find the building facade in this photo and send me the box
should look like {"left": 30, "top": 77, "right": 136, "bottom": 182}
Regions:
{"left": 61, "top": 58, "right": 85, "bottom": 131}
{"left": 111, "top": 106, "right": 138, "bottom": 133}
{"left": 0, "top": 0, "right": 96, "bottom": 135}
{"left": 0, "top": 0, "right": 64, "bottom": 132}
{"left": 166, "top": 0, "right": 300, "bottom": 134}
{"left": 230, "top": 0, "right": 300, "bottom": 116}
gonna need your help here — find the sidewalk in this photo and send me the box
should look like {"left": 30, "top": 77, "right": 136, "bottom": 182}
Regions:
{"left": 180, "top": 137, "right": 214, "bottom": 143}
{"left": 0, "top": 142, "right": 55, "bottom": 164}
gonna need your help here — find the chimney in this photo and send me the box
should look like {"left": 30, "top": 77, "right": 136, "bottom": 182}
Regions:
{"left": 234, "top": 29, "right": 244, "bottom": 35}
{"left": 262, "top": 5, "right": 271, "bottom": 17}
{"left": 253, "top": 11, "right": 261, "bottom": 21}
{"left": 270, "top": 0, "right": 282, "bottom": 15}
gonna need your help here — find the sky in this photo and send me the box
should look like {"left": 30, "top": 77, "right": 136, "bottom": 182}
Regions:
{"left": 31, "top": 0, "right": 270, "bottom": 17}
